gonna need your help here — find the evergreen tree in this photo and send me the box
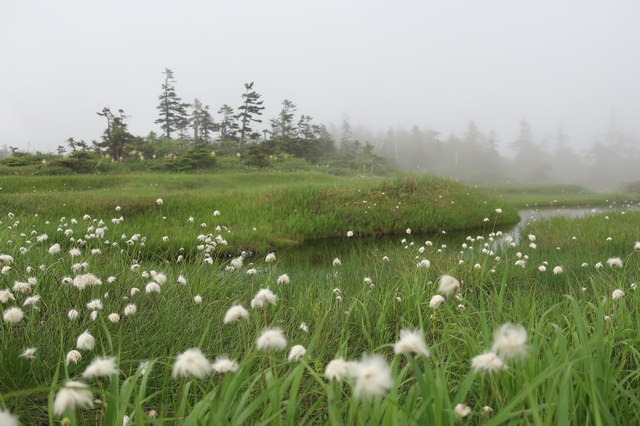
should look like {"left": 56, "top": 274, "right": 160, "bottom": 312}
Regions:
{"left": 509, "top": 119, "right": 534, "bottom": 152}
{"left": 218, "top": 104, "right": 238, "bottom": 142}
{"left": 244, "top": 143, "right": 271, "bottom": 167}
{"left": 297, "top": 114, "right": 315, "bottom": 140}
{"left": 190, "top": 99, "right": 217, "bottom": 144}
{"left": 94, "top": 107, "right": 134, "bottom": 161}
{"left": 66, "top": 137, "right": 78, "bottom": 153}
{"left": 75, "top": 140, "right": 89, "bottom": 152}
{"left": 277, "top": 99, "right": 297, "bottom": 139}
{"left": 509, "top": 119, "right": 552, "bottom": 183}
{"left": 155, "top": 68, "right": 190, "bottom": 139}
{"left": 237, "top": 82, "right": 265, "bottom": 147}
{"left": 340, "top": 113, "right": 353, "bottom": 154}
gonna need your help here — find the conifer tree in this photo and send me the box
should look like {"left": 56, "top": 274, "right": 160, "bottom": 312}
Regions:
{"left": 218, "top": 104, "right": 239, "bottom": 141}
{"left": 237, "top": 82, "right": 265, "bottom": 147}
{"left": 278, "top": 99, "right": 297, "bottom": 140}
{"left": 155, "top": 68, "right": 190, "bottom": 139}
{"left": 95, "top": 107, "right": 134, "bottom": 161}
{"left": 190, "top": 99, "right": 217, "bottom": 144}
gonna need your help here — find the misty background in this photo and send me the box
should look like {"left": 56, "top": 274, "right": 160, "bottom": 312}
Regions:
{"left": 1, "top": 0, "right": 639, "bottom": 189}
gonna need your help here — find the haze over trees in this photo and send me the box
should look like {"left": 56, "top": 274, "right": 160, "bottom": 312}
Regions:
{"left": 2, "top": 68, "right": 640, "bottom": 191}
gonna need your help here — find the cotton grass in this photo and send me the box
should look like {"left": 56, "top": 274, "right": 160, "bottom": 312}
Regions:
{"left": 223, "top": 305, "right": 249, "bottom": 323}
{"left": 612, "top": 289, "right": 625, "bottom": 300}
{"left": 491, "top": 323, "right": 529, "bottom": 360}
{"left": 429, "top": 295, "right": 445, "bottom": 309}
{"left": 349, "top": 354, "right": 394, "bottom": 401}
{"left": 394, "top": 329, "right": 430, "bottom": 357}
{"left": 76, "top": 330, "right": 95, "bottom": 351}
{"left": 256, "top": 328, "right": 287, "bottom": 352}
{"left": 82, "top": 357, "right": 118, "bottom": 378}
{"left": 287, "top": 344, "right": 307, "bottom": 361}
{"left": 53, "top": 380, "right": 94, "bottom": 416}
{"left": 3, "top": 307, "right": 24, "bottom": 323}
{"left": 471, "top": 351, "right": 506, "bottom": 373}
{"left": 325, "top": 358, "right": 350, "bottom": 381}
{"left": 212, "top": 356, "right": 239, "bottom": 374}
{"left": 437, "top": 274, "right": 460, "bottom": 296}
{"left": 172, "top": 348, "right": 211, "bottom": 379}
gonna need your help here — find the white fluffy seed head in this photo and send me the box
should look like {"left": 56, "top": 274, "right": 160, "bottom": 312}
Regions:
{"left": 76, "top": 330, "right": 95, "bottom": 351}
{"left": 211, "top": 356, "right": 239, "bottom": 374}
{"left": 471, "top": 351, "right": 506, "bottom": 373}
{"left": 3, "top": 307, "right": 24, "bottom": 324}
{"left": 277, "top": 274, "right": 290, "bottom": 284}
{"left": 325, "top": 358, "right": 349, "bottom": 381}
{"left": 53, "top": 380, "right": 94, "bottom": 416}
{"left": 454, "top": 404, "right": 472, "bottom": 419}
{"left": 82, "top": 357, "right": 118, "bottom": 378}
{"left": 145, "top": 282, "right": 161, "bottom": 294}
{"left": 124, "top": 304, "right": 137, "bottom": 316}
{"left": 251, "top": 288, "right": 277, "bottom": 309}
{"left": 429, "top": 295, "right": 445, "bottom": 309}
{"left": 256, "top": 328, "right": 287, "bottom": 352}
{"left": 491, "top": 323, "right": 528, "bottom": 360}
{"left": 350, "top": 354, "right": 394, "bottom": 401}
{"left": 66, "top": 350, "right": 82, "bottom": 365}
{"left": 223, "top": 305, "right": 249, "bottom": 324}
{"left": 612, "top": 289, "right": 625, "bottom": 300}
{"left": 437, "top": 274, "right": 460, "bottom": 296}
{"left": 287, "top": 344, "right": 307, "bottom": 361}
{"left": 394, "top": 329, "right": 430, "bottom": 357}
{"left": 172, "top": 348, "right": 211, "bottom": 379}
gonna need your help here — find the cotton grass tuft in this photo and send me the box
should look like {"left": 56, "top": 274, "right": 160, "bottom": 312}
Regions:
{"left": 53, "top": 380, "right": 94, "bottom": 416}
{"left": 223, "top": 305, "right": 249, "bottom": 324}
{"left": 256, "top": 328, "right": 287, "bottom": 352}
{"left": 172, "top": 348, "right": 211, "bottom": 379}
{"left": 394, "top": 329, "right": 430, "bottom": 357}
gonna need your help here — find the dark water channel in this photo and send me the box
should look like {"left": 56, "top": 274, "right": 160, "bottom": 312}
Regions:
{"left": 277, "top": 205, "right": 639, "bottom": 267}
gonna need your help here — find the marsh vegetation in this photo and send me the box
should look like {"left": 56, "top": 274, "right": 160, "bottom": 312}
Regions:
{"left": 1, "top": 174, "right": 639, "bottom": 425}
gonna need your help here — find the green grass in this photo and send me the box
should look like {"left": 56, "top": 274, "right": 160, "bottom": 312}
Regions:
{"left": 478, "top": 183, "right": 640, "bottom": 208}
{"left": 0, "top": 173, "right": 518, "bottom": 255}
{"left": 1, "top": 174, "right": 639, "bottom": 424}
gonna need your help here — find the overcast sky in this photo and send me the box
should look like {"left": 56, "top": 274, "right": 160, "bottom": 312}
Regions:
{"left": 1, "top": 0, "right": 639, "bottom": 155}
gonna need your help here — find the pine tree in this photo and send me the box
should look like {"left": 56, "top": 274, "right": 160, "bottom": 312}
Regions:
{"left": 218, "top": 104, "right": 239, "bottom": 141}
{"left": 340, "top": 113, "right": 356, "bottom": 157}
{"left": 278, "top": 99, "right": 297, "bottom": 139}
{"left": 94, "top": 107, "right": 134, "bottom": 161}
{"left": 155, "top": 68, "right": 190, "bottom": 139}
{"left": 190, "top": 99, "right": 217, "bottom": 144}
{"left": 237, "top": 82, "right": 265, "bottom": 147}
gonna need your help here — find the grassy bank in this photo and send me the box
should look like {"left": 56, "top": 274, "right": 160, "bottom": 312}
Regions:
{"left": 0, "top": 173, "right": 518, "bottom": 255}
{"left": 478, "top": 183, "right": 640, "bottom": 208}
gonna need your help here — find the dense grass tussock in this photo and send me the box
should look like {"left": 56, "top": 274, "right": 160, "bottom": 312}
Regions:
{"left": 1, "top": 176, "right": 640, "bottom": 424}
{"left": 0, "top": 173, "right": 518, "bottom": 255}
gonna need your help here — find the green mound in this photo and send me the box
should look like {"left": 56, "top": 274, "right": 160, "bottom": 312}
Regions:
{"left": 0, "top": 172, "right": 518, "bottom": 254}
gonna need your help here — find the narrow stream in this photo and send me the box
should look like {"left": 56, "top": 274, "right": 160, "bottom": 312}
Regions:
{"left": 278, "top": 205, "right": 639, "bottom": 266}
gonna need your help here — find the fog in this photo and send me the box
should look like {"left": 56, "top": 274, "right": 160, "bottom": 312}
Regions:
{"left": 1, "top": 0, "right": 639, "bottom": 187}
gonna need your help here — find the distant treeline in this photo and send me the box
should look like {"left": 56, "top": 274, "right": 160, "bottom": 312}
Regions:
{"left": 342, "top": 118, "right": 640, "bottom": 190}
{"left": 2, "top": 69, "right": 639, "bottom": 189}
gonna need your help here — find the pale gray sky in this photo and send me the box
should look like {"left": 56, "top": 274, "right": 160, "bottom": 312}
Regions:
{"left": 1, "top": 0, "right": 639, "bottom": 154}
